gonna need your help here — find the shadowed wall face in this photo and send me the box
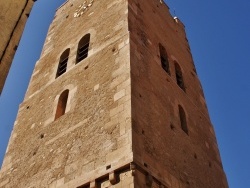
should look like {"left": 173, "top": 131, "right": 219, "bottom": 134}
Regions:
{"left": 128, "top": 0, "right": 228, "bottom": 187}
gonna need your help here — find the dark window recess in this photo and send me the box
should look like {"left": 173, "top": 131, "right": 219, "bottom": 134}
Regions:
{"left": 77, "top": 184, "right": 90, "bottom": 188}
{"left": 13, "top": 45, "right": 18, "bottom": 51}
{"left": 170, "top": 123, "right": 175, "bottom": 130}
{"left": 193, "top": 67, "right": 197, "bottom": 74}
{"left": 56, "top": 48, "right": 70, "bottom": 78}
{"left": 55, "top": 90, "right": 69, "bottom": 120}
{"left": 76, "top": 34, "right": 90, "bottom": 64}
{"left": 175, "top": 63, "right": 185, "bottom": 91}
{"left": 159, "top": 43, "right": 170, "bottom": 75}
{"left": 106, "top": 165, "right": 111, "bottom": 170}
{"left": 178, "top": 105, "right": 188, "bottom": 135}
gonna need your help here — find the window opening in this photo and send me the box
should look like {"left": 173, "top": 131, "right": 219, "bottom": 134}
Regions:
{"left": 77, "top": 183, "right": 90, "bottom": 188}
{"left": 55, "top": 90, "right": 69, "bottom": 120}
{"left": 159, "top": 43, "right": 170, "bottom": 75}
{"left": 178, "top": 105, "right": 188, "bottom": 134}
{"left": 76, "top": 33, "right": 90, "bottom": 64}
{"left": 175, "top": 62, "right": 185, "bottom": 91}
{"left": 56, "top": 48, "right": 70, "bottom": 78}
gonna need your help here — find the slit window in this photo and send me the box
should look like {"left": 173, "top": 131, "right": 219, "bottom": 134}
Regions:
{"left": 159, "top": 43, "right": 170, "bottom": 75}
{"left": 76, "top": 33, "right": 90, "bottom": 64}
{"left": 175, "top": 62, "right": 185, "bottom": 91}
{"left": 178, "top": 105, "right": 188, "bottom": 134}
{"left": 55, "top": 90, "right": 69, "bottom": 120}
{"left": 56, "top": 48, "right": 70, "bottom": 78}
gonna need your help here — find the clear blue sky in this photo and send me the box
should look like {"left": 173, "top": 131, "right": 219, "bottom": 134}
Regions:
{"left": 0, "top": 0, "right": 249, "bottom": 187}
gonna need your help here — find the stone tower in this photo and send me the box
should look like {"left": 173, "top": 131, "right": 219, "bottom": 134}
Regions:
{"left": 0, "top": 0, "right": 35, "bottom": 95}
{"left": 0, "top": 0, "right": 228, "bottom": 187}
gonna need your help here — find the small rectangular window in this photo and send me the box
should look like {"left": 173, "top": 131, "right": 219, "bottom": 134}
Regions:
{"left": 56, "top": 48, "right": 70, "bottom": 78}
{"left": 159, "top": 43, "right": 170, "bottom": 75}
{"left": 76, "top": 34, "right": 90, "bottom": 64}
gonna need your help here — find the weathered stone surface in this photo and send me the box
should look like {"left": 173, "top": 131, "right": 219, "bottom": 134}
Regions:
{"left": 0, "top": 0, "right": 228, "bottom": 187}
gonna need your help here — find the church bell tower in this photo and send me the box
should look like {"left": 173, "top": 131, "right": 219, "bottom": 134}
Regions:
{"left": 0, "top": 0, "right": 228, "bottom": 187}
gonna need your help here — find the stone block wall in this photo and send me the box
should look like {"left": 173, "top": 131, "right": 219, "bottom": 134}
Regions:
{"left": 0, "top": 0, "right": 133, "bottom": 187}
{"left": 0, "top": 0, "right": 34, "bottom": 95}
{"left": 0, "top": 0, "right": 228, "bottom": 187}
{"left": 128, "top": 0, "right": 228, "bottom": 187}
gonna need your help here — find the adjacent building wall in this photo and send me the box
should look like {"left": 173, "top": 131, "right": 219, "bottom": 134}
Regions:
{"left": 0, "top": 0, "right": 35, "bottom": 95}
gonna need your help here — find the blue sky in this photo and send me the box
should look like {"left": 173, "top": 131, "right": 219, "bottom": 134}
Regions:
{"left": 0, "top": 0, "right": 250, "bottom": 187}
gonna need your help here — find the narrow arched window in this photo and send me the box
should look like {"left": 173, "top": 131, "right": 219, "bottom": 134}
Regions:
{"left": 55, "top": 90, "right": 69, "bottom": 120}
{"left": 159, "top": 43, "right": 170, "bottom": 75}
{"left": 178, "top": 105, "right": 188, "bottom": 134}
{"left": 76, "top": 33, "right": 90, "bottom": 64}
{"left": 56, "top": 48, "right": 70, "bottom": 78}
{"left": 174, "top": 62, "right": 185, "bottom": 91}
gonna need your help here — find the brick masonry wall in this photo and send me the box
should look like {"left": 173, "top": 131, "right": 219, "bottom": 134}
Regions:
{"left": 0, "top": 0, "right": 34, "bottom": 95}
